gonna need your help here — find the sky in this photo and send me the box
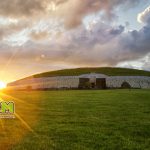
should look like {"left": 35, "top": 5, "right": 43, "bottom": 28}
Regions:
{"left": 0, "top": 0, "right": 150, "bottom": 83}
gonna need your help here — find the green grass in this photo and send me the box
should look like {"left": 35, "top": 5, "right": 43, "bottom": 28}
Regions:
{"left": 33, "top": 67, "right": 150, "bottom": 78}
{"left": 4, "top": 89, "right": 150, "bottom": 150}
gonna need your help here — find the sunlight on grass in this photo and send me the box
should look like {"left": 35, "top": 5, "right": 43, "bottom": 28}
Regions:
{"left": 0, "top": 90, "right": 150, "bottom": 150}
{"left": 0, "top": 91, "right": 41, "bottom": 150}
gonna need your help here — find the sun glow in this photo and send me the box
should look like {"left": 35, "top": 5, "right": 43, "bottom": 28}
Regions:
{"left": 0, "top": 81, "right": 6, "bottom": 89}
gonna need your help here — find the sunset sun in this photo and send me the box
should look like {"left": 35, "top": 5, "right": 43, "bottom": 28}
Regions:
{"left": 0, "top": 81, "right": 6, "bottom": 89}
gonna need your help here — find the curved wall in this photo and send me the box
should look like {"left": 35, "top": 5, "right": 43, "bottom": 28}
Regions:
{"left": 7, "top": 74, "right": 150, "bottom": 90}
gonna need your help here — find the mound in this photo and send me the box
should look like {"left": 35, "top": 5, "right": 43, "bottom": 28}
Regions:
{"left": 33, "top": 67, "right": 150, "bottom": 78}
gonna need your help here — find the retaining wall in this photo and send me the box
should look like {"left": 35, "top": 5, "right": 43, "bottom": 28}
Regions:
{"left": 7, "top": 75, "right": 150, "bottom": 90}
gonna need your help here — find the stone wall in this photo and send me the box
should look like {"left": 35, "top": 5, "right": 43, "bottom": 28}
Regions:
{"left": 106, "top": 76, "right": 150, "bottom": 89}
{"left": 7, "top": 76, "right": 79, "bottom": 90}
{"left": 7, "top": 74, "right": 150, "bottom": 90}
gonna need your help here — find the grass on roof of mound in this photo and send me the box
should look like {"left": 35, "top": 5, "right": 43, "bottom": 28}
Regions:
{"left": 33, "top": 67, "right": 150, "bottom": 78}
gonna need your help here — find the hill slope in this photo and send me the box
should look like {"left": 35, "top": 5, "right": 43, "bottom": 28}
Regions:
{"left": 33, "top": 67, "right": 150, "bottom": 78}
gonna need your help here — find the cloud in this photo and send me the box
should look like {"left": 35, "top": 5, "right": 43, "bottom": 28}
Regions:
{"left": 54, "top": 0, "right": 143, "bottom": 28}
{"left": 0, "top": 0, "right": 145, "bottom": 29}
{"left": 0, "top": 3, "right": 150, "bottom": 69}
{"left": 0, "top": 20, "right": 30, "bottom": 40}
{"left": 0, "top": 18, "right": 148, "bottom": 67}
{"left": 0, "top": 0, "right": 45, "bottom": 18}
{"left": 120, "top": 26, "right": 150, "bottom": 55}
{"left": 0, "top": 1, "right": 150, "bottom": 82}
{"left": 138, "top": 6, "right": 150, "bottom": 24}
{"left": 117, "top": 54, "right": 150, "bottom": 71}
{"left": 30, "top": 31, "right": 50, "bottom": 41}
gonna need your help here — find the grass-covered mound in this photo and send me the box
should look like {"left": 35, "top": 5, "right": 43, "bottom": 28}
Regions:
{"left": 33, "top": 67, "right": 150, "bottom": 78}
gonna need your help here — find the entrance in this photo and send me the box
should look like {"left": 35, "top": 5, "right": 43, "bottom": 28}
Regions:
{"left": 96, "top": 78, "right": 106, "bottom": 89}
{"left": 91, "top": 83, "right": 95, "bottom": 88}
{"left": 78, "top": 78, "right": 90, "bottom": 89}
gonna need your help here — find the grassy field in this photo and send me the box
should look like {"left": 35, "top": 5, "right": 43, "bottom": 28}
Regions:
{"left": 0, "top": 89, "right": 150, "bottom": 150}
{"left": 33, "top": 67, "right": 150, "bottom": 78}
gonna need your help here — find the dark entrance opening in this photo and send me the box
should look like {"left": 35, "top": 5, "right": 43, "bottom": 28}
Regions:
{"left": 79, "top": 78, "right": 90, "bottom": 89}
{"left": 91, "top": 83, "right": 95, "bottom": 88}
{"left": 121, "top": 81, "right": 131, "bottom": 89}
{"left": 96, "top": 78, "right": 106, "bottom": 89}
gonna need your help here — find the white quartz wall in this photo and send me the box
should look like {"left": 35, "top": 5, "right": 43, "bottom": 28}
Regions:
{"left": 7, "top": 76, "right": 79, "bottom": 90}
{"left": 7, "top": 75, "right": 150, "bottom": 90}
{"left": 106, "top": 76, "right": 150, "bottom": 89}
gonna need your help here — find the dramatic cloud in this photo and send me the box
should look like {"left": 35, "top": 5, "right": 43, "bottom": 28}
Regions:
{"left": 138, "top": 6, "right": 150, "bottom": 24}
{"left": 0, "top": 1, "right": 150, "bottom": 82}
{"left": 0, "top": 20, "right": 30, "bottom": 39}
{"left": 0, "top": 0, "right": 45, "bottom": 18}
{"left": 52, "top": 0, "right": 144, "bottom": 28}
{"left": 0, "top": 19, "right": 149, "bottom": 67}
{"left": 30, "top": 31, "right": 50, "bottom": 41}
{"left": 0, "top": 0, "right": 145, "bottom": 28}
